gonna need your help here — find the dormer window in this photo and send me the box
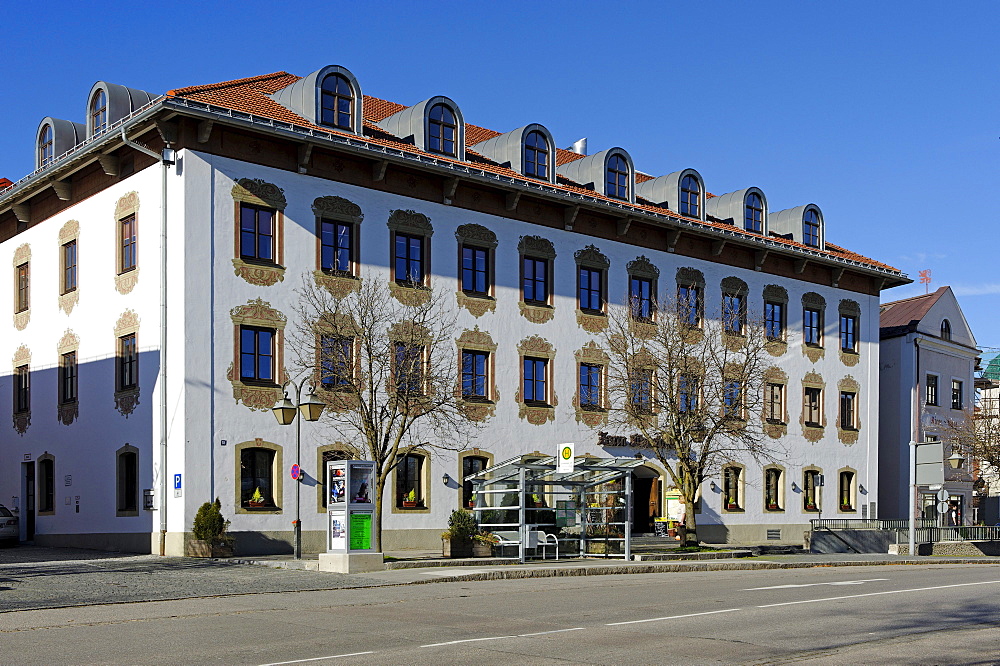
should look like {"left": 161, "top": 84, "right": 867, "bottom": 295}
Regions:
{"left": 803, "top": 209, "right": 820, "bottom": 247}
{"left": 320, "top": 74, "right": 353, "bottom": 130}
{"left": 607, "top": 154, "right": 629, "bottom": 199}
{"left": 680, "top": 174, "right": 700, "bottom": 217}
{"left": 91, "top": 90, "right": 108, "bottom": 135}
{"left": 941, "top": 319, "right": 952, "bottom": 341}
{"left": 524, "top": 130, "right": 548, "bottom": 179}
{"left": 39, "top": 124, "right": 54, "bottom": 166}
{"left": 428, "top": 103, "right": 457, "bottom": 156}
{"left": 744, "top": 192, "right": 763, "bottom": 233}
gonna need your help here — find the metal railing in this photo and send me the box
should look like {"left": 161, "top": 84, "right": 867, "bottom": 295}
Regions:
{"left": 894, "top": 526, "right": 1000, "bottom": 544}
{"left": 811, "top": 518, "right": 937, "bottom": 531}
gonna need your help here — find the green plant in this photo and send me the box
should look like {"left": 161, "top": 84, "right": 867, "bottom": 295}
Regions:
{"left": 472, "top": 530, "right": 500, "bottom": 545}
{"left": 192, "top": 499, "right": 232, "bottom": 546}
{"left": 405, "top": 489, "right": 416, "bottom": 503}
{"left": 443, "top": 509, "right": 478, "bottom": 541}
{"left": 250, "top": 487, "right": 264, "bottom": 503}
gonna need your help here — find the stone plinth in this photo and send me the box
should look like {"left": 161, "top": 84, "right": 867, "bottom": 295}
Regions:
{"left": 318, "top": 552, "right": 385, "bottom": 573}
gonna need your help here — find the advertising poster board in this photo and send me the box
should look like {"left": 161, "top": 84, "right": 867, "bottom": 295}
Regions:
{"left": 329, "top": 512, "right": 347, "bottom": 550}
{"left": 349, "top": 511, "right": 372, "bottom": 550}
{"left": 349, "top": 464, "right": 372, "bottom": 503}
{"left": 329, "top": 466, "right": 346, "bottom": 505}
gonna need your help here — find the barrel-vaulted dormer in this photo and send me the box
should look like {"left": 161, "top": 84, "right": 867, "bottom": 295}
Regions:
{"left": 706, "top": 187, "right": 768, "bottom": 235}
{"left": 556, "top": 147, "right": 635, "bottom": 203}
{"left": 472, "top": 124, "right": 557, "bottom": 183}
{"left": 635, "top": 168, "right": 705, "bottom": 220}
{"left": 86, "top": 82, "right": 155, "bottom": 138}
{"left": 376, "top": 96, "right": 465, "bottom": 159}
{"left": 269, "top": 65, "right": 364, "bottom": 135}
{"left": 770, "top": 204, "right": 824, "bottom": 250}
{"left": 35, "top": 117, "right": 85, "bottom": 170}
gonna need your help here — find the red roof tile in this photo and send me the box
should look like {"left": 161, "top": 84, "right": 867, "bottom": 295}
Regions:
{"left": 880, "top": 286, "right": 948, "bottom": 330}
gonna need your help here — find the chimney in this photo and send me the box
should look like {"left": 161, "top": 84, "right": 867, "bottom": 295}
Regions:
{"left": 566, "top": 138, "right": 588, "bottom": 156}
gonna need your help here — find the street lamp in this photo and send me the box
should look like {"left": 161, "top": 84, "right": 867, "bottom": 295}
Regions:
{"left": 271, "top": 376, "right": 325, "bottom": 559}
{"left": 947, "top": 452, "right": 966, "bottom": 469}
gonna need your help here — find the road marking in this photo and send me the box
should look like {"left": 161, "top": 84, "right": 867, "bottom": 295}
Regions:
{"left": 259, "top": 652, "right": 375, "bottom": 665}
{"left": 606, "top": 608, "right": 742, "bottom": 626}
{"left": 756, "top": 579, "right": 1000, "bottom": 608}
{"left": 745, "top": 578, "right": 888, "bottom": 590}
{"left": 421, "top": 627, "right": 584, "bottom": 648}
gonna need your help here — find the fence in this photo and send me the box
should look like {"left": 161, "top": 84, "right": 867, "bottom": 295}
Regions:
{"left": 811, "top": 518, "right": 936, "bottom": 531}
{"left": 893, "top": 525, "right": 1000, "bottom": 544}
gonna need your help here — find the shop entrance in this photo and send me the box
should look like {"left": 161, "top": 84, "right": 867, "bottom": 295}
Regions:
{"left": 631, "top": 467, "right": 661, "bottom": 534}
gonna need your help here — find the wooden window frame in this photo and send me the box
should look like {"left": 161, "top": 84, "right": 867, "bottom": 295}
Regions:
{"left": 15, "top": 262, "right": 29, "bottom": 313}
{"left": 60, "top": 351, "right": 78, "bottom": 405}
{"left": 461, "top": 349, "right": 490, "bottom": 400}
{"left": 117, "top": 333, "right": 139, "bottom": 392}
{"left": 803, "top": 307, "right": 823, "bottom": 347}
{"left": 803, "top": 386, "right": 823, "bottom": 427}
{"left": 925, "top": 374, "right": 939, "bottom": 406}
{"left": 240, "top": 325, "right": 276, "bottom": 386}
{"left": 319, "top": 73, "right": 354, "bottom": 130}
{"left": 764, "top": 467, "right": 784, "bottom": 511}
{"left": 722, "top": 465, "right": 744, "bottom": 511}
{"left": 523, "top": 356, "right": 550, "bottom": 405}
{"left": 62, "top": 240, "right": 78, "bottom": 294}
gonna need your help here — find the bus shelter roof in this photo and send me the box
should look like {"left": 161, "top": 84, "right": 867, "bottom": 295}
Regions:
{"left": 464, "top": 455, "right": 646, "bottom": 488}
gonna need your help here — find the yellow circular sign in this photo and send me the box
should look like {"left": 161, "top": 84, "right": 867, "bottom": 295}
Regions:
{"left": 561, "top": 446, "right": 572, "bottom": 460}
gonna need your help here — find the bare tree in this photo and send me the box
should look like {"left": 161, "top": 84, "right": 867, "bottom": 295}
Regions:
{"left": 941, "top": 399, "right": 1000, "bottom": 485}
{"left": 598, "top": 290, "right": 779, "bottom": 546}
{"left": 289, "top": 274, "right": 476, "bottom": 551}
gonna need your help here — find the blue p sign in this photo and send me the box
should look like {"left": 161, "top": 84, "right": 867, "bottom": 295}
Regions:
{"left": 174, "top": 474, "right": 182, "bottom": 490}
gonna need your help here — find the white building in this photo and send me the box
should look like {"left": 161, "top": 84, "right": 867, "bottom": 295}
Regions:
{"left": 878, "top": 286, "right": 979, "bottom": 524}
{"left": 0, "top": 66, "right": 908, "bottom": 555}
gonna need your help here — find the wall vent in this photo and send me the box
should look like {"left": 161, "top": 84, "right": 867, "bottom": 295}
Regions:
{"left": 766, "top": 529, "right": 781, "bottom": 540}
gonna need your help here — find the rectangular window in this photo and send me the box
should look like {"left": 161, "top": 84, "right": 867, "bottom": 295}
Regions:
{"left": 803, "top": 307, "right": 822, "bottom": 346}
{"left": 60, "top": 352, "right": 78, "bottom": 404}
{"left": 39, "top": 459, "right": 54, "bottom": 513}
{"left": 240, "top": 204, "right": 274, "bottom": 263}
{"left": 397, "top": 453, "right": 424, "bottom": 508}
{"left": 117, "top": 451, "right": 138, "bottom": 513}
{"left": 320, "top": 335, "right": 353, "bottom": 388}
{"left": 723, "top": 294, "right": 744, "bottom": 334}
{"left": 523, "top": 357, "right": 548, "bottom": 404}
{"left": 765, "top": 468, "right": 782, "bottom": 510}
{"left": 62, "top": 240, "right": 78, "bottom": 293}
{"left": 523, "top": 257, "right": 548, "bottom": 304}
{"left": 840, "top": 471, "right": 855, "bottom": 511}
{"left": 630, "top": 368, "right": 653, "bottom": 413}
{"left": 394, "top": 233, "right": 424, "bottom": 285}
{"left": 840, "top": 315, "right": 857, "bottom": 352}
{"left": 677, "top": 285, "right": 700, "bottom": 327}
{"left": 240, "top": 326, "right": 274, "bottom": 384}
{"left": 120, "top": 214, "right": 137, "bottom": 272}
{"left": 14, "top": 365, "right": 30, "bottom": 413}
{"left": 840, "top": 391, "right": 857, "bottom": 430}
{"left": 724, "top": 380, "right": 744, "bottom": 419}
{"left": 926, "top": 375, "right": 938, "bottom": 406}
{"left": 320, "top": 220, "right": 352, "bottom": 274}
{"left": 461, "top": 246, "right": 489, "bottom": 295}
{"left": 240, "top": 447, "right": 276, "bottom": 508}
{"left": 804, "top": 387, "right": 822, "bottom": 427}
{"left": 679, "top": 374, "right": 699, "bottom": 413}
{"left": 803, "top": 470, "right": 820, "bottom": 511}
{"left": 766, "top": 383, "right": 784, "bottom": 422}
{"left": 118, "top": 334, "right": 138, "bottom": 390}
{"left": 765, "top": 301, "right": 784, "bottom": 340}
{"left": 629, "top": 277, "right": 654, "bottom": 320}
{"left": 461, "top": 350, "right": 488, "bottom": 399}
{"left": 724, "top": 467, "right": 741, "bottom": 509}
{"left": 578, "top": 267, "right": 604, "bottom": 312}
{"left": 15, "top": 263, "right": 29, "bottom": 312}
{"left": 579, "top": 363, "right": 602, "bottom": 409}
{"left": 462, "top": 455, "right": 488, "bottom": 509}
{"left": 952, "top": 380, "right": 963, "bottom": 410}
{"left": 394, "top": 342, "right": 424, "bottom": 395}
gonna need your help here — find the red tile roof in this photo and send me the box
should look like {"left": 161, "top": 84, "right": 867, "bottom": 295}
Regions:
{"left": 166, "top": 71, "right": 901, "bottom": 275}
{"left": 880, "top": 286, "right": 948, "bottom": 331}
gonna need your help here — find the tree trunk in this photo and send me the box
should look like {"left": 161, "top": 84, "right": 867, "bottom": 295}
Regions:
{"left": 680, "top": 496, "right": 699, "bottom": 547}
{"left": 373, "top": 477, "right": 385, "bottom": 552}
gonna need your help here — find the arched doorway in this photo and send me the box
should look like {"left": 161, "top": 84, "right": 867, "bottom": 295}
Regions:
{"left": 631, "top": 465, "right": 661, "bottom": 534}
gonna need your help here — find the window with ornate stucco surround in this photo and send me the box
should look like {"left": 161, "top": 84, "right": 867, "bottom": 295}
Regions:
{"left": 388, "top": 209, "right": 433, "bottom": 306}
{"left": 574, "top": 341, "right": 609, "bottom": 427}
{"left": 516, "top": 335, "right": 557, "bottom": 425}
{"left": 58, "top": 220, "right": 81, "bottom": 313}
{"left": 800, "top": 370, "right": 826, "bottom": 443}
{"left": 837, "top": 466, "right": 858, "bottom": 514}
{"left": 518, "top": 235, "right": 556, "bottom": 324}
{"left": 314, "top": 312, "right": 362, "bottom": 413}
{"left": 627, "top": 255, "right": 659, "bottom": 338}
{"left": 114, "top": 192, "right": 140, "bottom": 295}
{"left": 575, "top": 245, "right": 609, "bottom": 333}
{"left": 114, "top": 310, "right": 141, "bottom": 417}
{"left": 313, "top": 195, "right": 363, "bottom": 298}
{"left": 763, "top": 284, "right": 788, "bottom": 357}
{"left": 837, "top": 376, "right": 861, "bottom": 445}
{"left": 227, "top": 298, "right": 287, "bottom": 411}
{"left": 315, "top": 445, "right": 357, "bottom": 513}
{"left": 801, "top": 291, "right": 827, "bottom": 363}
{"left": 676, "top": 266, "right": 705, "bottom": 330}
{"left": 390, "top": 447, "right": 432, "bottom": 515}
{"left": 456, "top": 327, "right": 499, "bottom": 421}
{"left": 234, "top": 439, "right": 283, "bottom": 515}
{"left": 12, "top": 243, "right": 30, "bottom": 331}
{"left": 762, "top": 366, "right": 789, "bottom": 439}
{"left": 12, "top": 344, "right": 31, "bottom": 435}
{"left": 455, "top": 223, "right": 497, "bottom": 317}
{"left": 839, "top": 299, "right": 861, "bottom": 367}
{"left": 458, "top": 449, "right": 494, "bottom": 509}
{"left": 721, "top": 276, "right": 748, "bottom": 350}
{"left": 57, "top": 330, "right": 80, "bottom": 425}
{"left": 231, "top": 178, "right": 287, "bottom": 287}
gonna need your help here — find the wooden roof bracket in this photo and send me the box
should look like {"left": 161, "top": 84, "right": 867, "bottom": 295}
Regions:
{"left": 873, "top": 276, "right": 887, "bottom": 293}
{"left": 97, "top": 154, "right": 120, "bottom": 176}
{"left": 711, "top": 239, "right": 726, "bottom": 256}
{"left": 12, "top": 203, "right": 30, "bottom": 224}
{"left": 154, "top": 119, "right": 178, "bottom": 144}
{"left": 754, "top": 249, "right": 769, "bottom": 271}
{"left": 372, "top": 159, "right": 388, "bottom": 182}
{"left": 506, "top": 191, "right": 522, "bottom": 212}
{"left": 563, "top": 205, "right": 579, "bottom": 230}
{"left": 832, "top": 267, "right": 845, "bottom": 288}
{"left": 50, "top": 180, "right": 72, "bottom": 201}
{"left": 297, "top": 143, "right": 313, "bottom": 174}
{"left": 443, "top": 176, "right": 460, "bottom": 205}
{"left": 794, "top": 258, "right": 808, "bottom": 274}
{"left": 665, "top": 228, "right": 682, "bottom": 253}
{"left": 616, "top": 217, "right": 632, "bottom": 237}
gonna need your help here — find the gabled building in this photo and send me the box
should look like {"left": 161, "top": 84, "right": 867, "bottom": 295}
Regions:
{"left": 878, "top": 286, "right": 979, "bottom": 523}
{"left": 0, "top": 65, "right": 908, "bottom": 554}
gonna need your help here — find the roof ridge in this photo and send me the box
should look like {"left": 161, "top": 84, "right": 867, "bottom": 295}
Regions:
{"left": 168, "top": 71, "right": 295, "bottom": 97}
{"left": 882, "top": 286, "right": 947, "bottom": 308}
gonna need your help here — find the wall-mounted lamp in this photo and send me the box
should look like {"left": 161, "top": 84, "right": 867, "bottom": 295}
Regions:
{"left": 442, "top": 473, "right": 450, "bottom": 486}
{"left": 859, "top": 484, "right": 867, "bottom": 495}
{"left": 710, "top": 481, "right": 718, "bottom": 492}
{"left": 791, "top": 482, "right": 799, "bottom": 492}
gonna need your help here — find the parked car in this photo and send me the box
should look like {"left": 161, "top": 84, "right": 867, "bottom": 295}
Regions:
{"left": 0, "top": 505, "right": 18, "bottom": 546}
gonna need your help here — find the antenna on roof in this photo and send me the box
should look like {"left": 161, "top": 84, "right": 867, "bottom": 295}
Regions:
{"left": 566, "top": 138, "right": 587, "bottom": 156}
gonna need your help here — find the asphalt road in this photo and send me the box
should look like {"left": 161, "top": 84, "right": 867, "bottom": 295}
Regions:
{"left": 3, "top": 563, "right": 1000, "bottom": 664}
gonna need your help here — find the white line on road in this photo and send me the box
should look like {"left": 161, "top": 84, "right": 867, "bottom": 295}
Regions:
{"left": 605, "top": 608, "right": 742, "bottom": 626}
{"left": 745, "top": 578, "right": 888, "bottom": 590}
{"left": 420, "top": 627, "right": 584, "bottom": 648}
{"left": 259, "top": 652, "right": 375, "bottom": 665}
{"left": 756, "top": 579, "right": 1000, "bottom": 608}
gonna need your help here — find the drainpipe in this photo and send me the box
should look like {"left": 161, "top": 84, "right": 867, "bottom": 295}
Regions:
{"left": 121, "top": 127, "right": 173, "bottom": 556}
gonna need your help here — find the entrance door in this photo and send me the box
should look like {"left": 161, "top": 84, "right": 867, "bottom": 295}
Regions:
{"left": 23, "top": 462, "right": 35, "bottom": 541}
{"left": 631, "top": 474, "right": 654, "bottom": 533}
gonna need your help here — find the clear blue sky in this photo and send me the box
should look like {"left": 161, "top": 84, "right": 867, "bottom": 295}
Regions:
{"left": 3, "top": 1, "right": 997, "bottom": 350}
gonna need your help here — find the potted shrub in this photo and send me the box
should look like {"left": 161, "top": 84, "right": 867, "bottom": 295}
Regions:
{"left": 441, "top": 509, "right": 477, "bottom": 558}
{"left": 402, "top": 489, "right": 418, "bottom": 508}
{"left": 187, "top": 498, "right": 234, "bottom": 558}
{"left": 247, "top": 487, "right": 267, "bottom": 508}
{"left": 471, "top": 530, "right": 499, "bottom": 557}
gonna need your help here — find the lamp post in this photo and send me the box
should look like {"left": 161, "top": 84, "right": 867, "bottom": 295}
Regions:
{"left": 272, "top": 376, "right": 325, "bottom": 559}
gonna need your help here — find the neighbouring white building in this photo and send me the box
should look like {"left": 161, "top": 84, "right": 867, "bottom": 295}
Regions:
{"left": 0, "top": 65, "right": 908, "bottom": 555}
{"left": 878, "top": 286, "right": 979, "bottom": 524}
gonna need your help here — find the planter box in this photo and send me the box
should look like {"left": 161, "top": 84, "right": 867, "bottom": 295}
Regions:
{"left": 442, "top": 538, "right": 473, "bottom": 558}
{"left": 472, "top": 542, "right": 492, "bottom": 557}
{"left": 186, "top": 540, "right": 234, "bottom": 558}
{"left": 402, "top": 501, "right": 417, "bottom": 508}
